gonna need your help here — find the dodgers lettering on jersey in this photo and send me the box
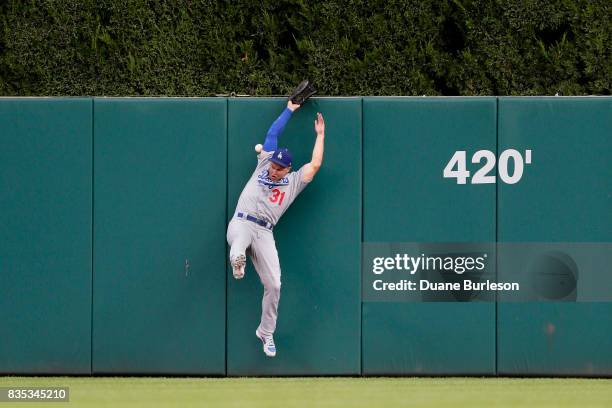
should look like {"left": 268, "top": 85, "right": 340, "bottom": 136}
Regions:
{"left": 234, "top": 150, "right": 311, "bottom": 226}
{"left": 257, "top": 169, "right": 289, "bottom": 189}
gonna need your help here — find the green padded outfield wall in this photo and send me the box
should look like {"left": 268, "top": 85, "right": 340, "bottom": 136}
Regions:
{"left": 3, "top": 97, "right": 611, "bottom": 376}
{"left": 0, "top": 98, "right": 92, "bottom": 374}
{"left": 93, "top": 98, "right": 226, "bottom": 374}
{"left": 497, "top": 98, "right": 612, "bottom": 376}
{"left": 362, "top": 97, "right": 497, "bottom": 375}
{"left": 226, "top": 98, "right": 361, "bottom": 375}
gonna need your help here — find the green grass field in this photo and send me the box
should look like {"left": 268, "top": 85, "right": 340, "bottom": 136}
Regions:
{"left": 1, "top": 377, "right": 611, "bottom": 407}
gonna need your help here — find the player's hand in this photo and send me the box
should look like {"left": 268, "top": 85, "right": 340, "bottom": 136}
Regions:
{"left": 314, "top": 112, "right": 325, "bottom": 136}
{"left": 287, "top": 100, "right": 301, "bottom": 112}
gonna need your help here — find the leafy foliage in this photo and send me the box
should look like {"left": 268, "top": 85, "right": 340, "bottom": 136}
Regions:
{"left": 0, "top": 0, "right": 609, "bottom": 95}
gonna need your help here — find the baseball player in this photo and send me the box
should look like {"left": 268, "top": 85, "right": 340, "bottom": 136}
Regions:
{"left": 226, "top": 99, "right": 325, "bottom": 357}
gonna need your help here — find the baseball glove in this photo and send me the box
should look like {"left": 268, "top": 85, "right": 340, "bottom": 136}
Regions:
{"left": 289, "top": 80, "right": 316, "bottom": 105}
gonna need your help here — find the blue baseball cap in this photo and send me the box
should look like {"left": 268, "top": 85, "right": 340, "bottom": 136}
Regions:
{"left": 269, "top": 148, "right": 293, "bottom": 168}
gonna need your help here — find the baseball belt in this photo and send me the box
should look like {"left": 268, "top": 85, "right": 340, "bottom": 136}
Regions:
{"left": 237, "top": 212, "right": 274, "bottom": 230}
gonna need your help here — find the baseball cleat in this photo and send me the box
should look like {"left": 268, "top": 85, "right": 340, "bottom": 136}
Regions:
{"left": 256, "top": 329, "right": 276, "bottom": 357}
{"left": 231, "top": 254, "right": 246, "bottom": 279}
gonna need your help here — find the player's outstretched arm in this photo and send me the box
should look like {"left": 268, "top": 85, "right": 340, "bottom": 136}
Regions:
{"left": 262, "top": 101, "right": 301, "bottom": 152}
{"left": 302, "top": 112, "right": 325, "bottom": 182}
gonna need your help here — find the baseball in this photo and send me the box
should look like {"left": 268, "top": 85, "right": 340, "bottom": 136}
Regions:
{"left": 255, "top": 143, "right": 263, "bottom": 153}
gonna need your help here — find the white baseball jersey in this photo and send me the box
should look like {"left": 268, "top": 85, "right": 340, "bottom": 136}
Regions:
{"left": 234, "top": 150, "right": 310, "bottom": 226}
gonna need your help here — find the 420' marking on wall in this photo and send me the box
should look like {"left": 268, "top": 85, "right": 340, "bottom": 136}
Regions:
{"left": 443, "top": 149, "right": 532, "bottom": 185}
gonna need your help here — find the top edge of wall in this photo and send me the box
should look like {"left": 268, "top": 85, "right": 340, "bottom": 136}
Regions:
{"left": 0, "top": 95, "right": 610, "bottom": 99}
{"left": 362, "top": 95, "right": 612, "bottom": 99}
{"left": 0, "top": 96, "right": 93, "bottom": 99}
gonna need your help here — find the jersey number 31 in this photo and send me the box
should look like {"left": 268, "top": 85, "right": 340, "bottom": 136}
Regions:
{"left": 269, "top": 188, "right": 285, "bottom": 205}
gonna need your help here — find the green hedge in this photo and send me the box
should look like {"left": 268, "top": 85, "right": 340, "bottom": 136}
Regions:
{"left": 0, "top": 0, "right": 609, "bottom": 96}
